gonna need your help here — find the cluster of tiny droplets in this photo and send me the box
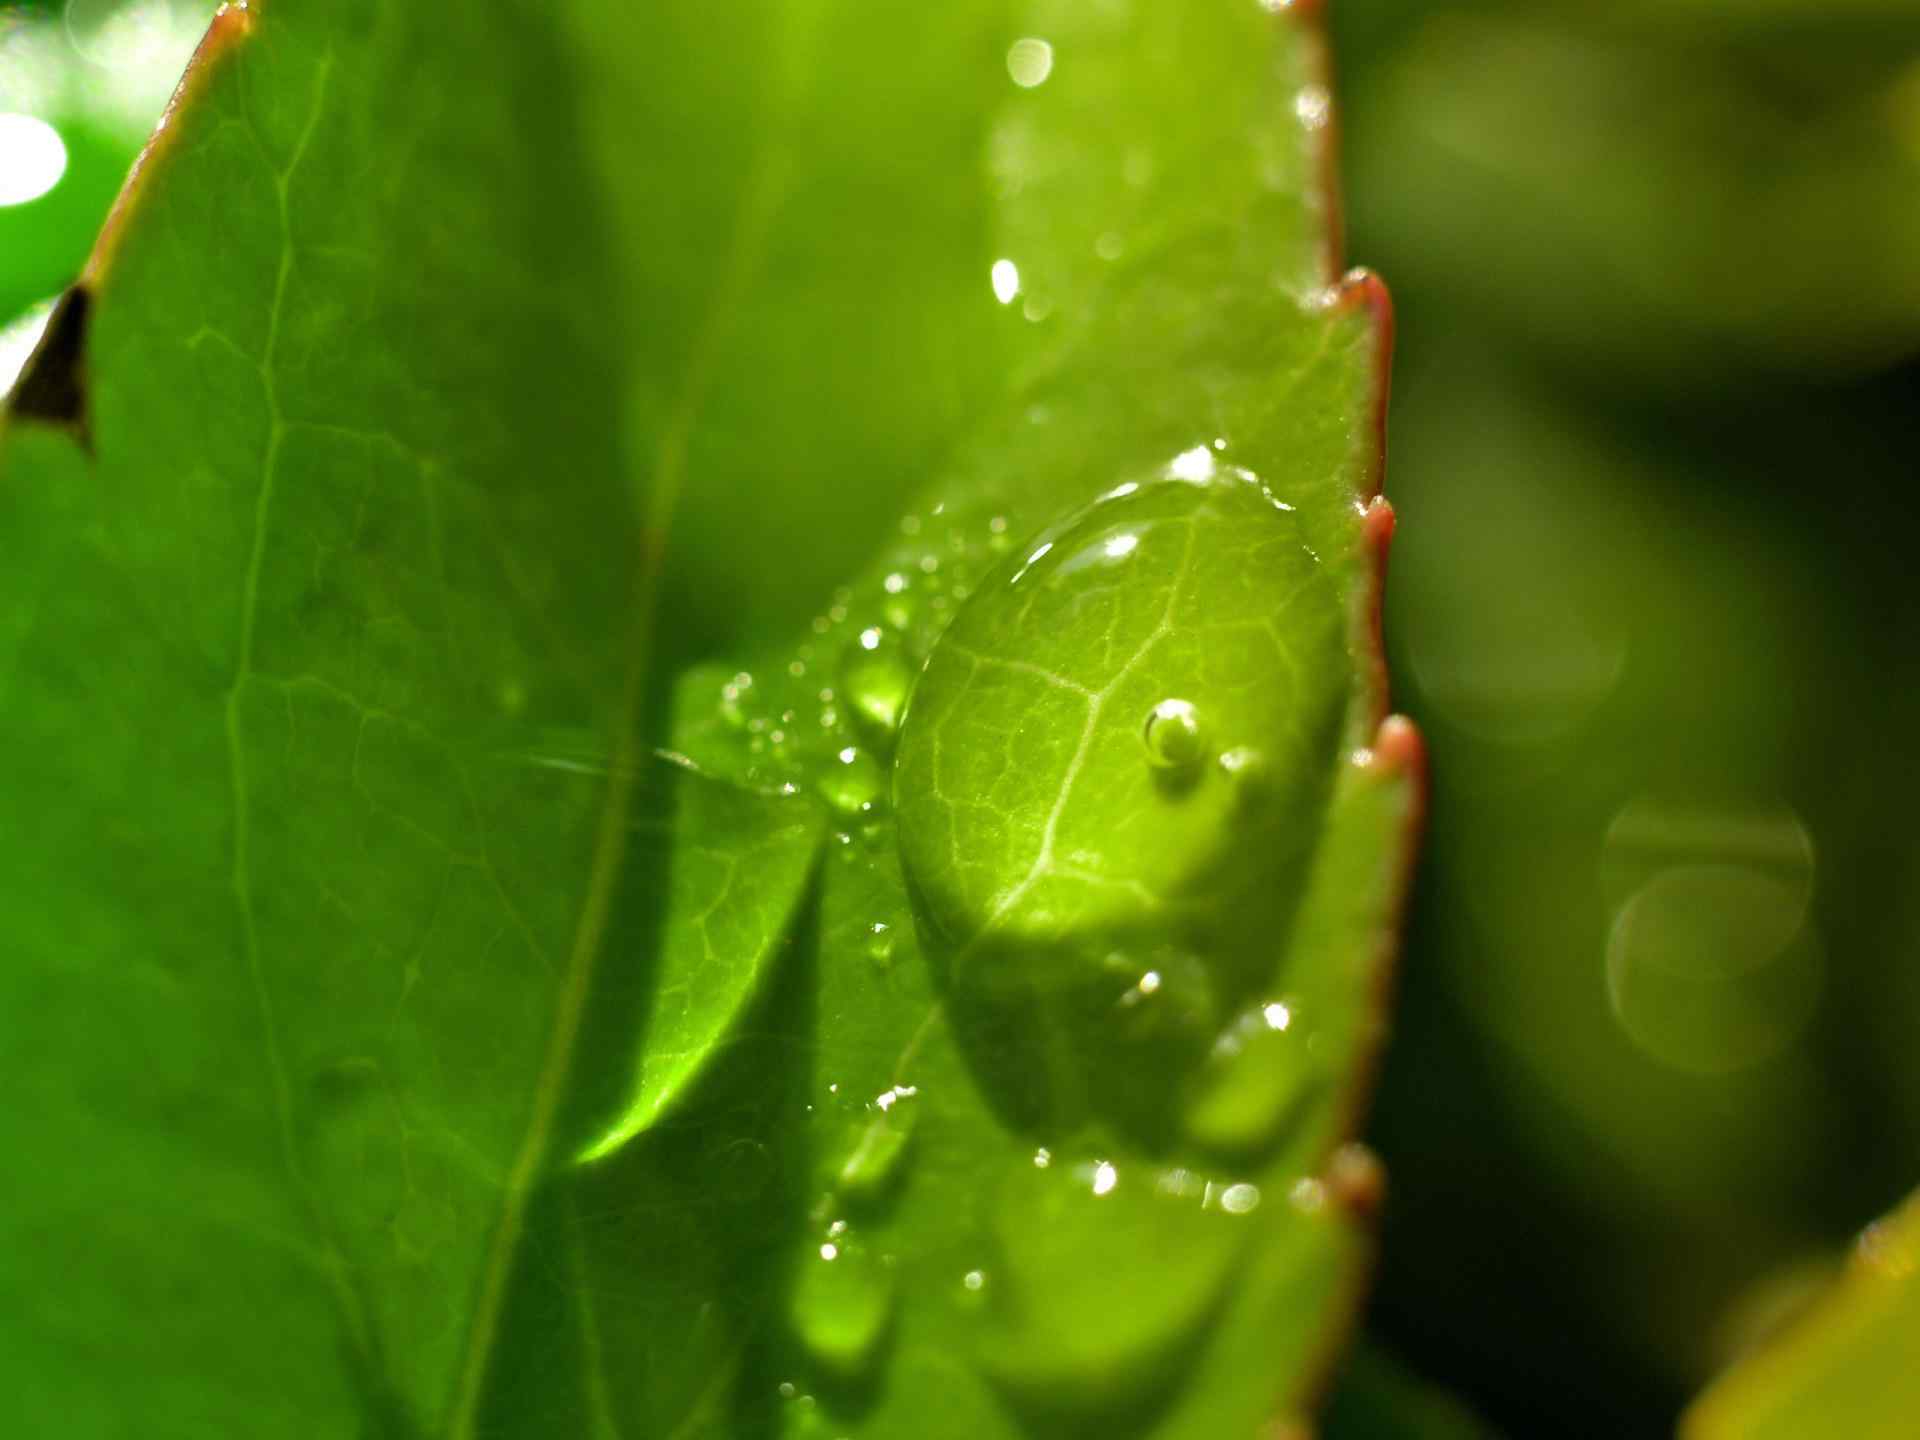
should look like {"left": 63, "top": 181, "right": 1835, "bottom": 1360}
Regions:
{"left": 710, "top": 505, "right": 1018, "bottom": 838}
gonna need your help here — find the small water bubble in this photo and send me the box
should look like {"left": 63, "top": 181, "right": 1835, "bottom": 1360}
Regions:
{"left": 837, "top": 1086, "right": 919, "bottom": 1204}
{"left": 867, "top": 921, "right": 896, "bottom": 967}
{"left": 720, "top": 673, "right": 755, "bottom": 730}
{"left": 788, "top": 660, "right": 807, "bottom": 679}
{"left": 1293, "top": 84, "right": 1331, "bottom": 131}
{"left": 1094, "top": 231, "right": 1125, "bottom": 262}
{"left": 790, "top": 1241, "right": 894, "bottom": 1382}
{"left": 918, "top": 553, "right": 941, "bottom": 576}
{"left": 1289, "top": 1177, "right": 1327, "bottom": 1215}
{"left": 1218, "top": 746, "right": 1265, "bottom": 781}
{"left": 1218, "top": 1182, "right": 1260, "bottom": 1215}
{"left": 1006, "top": 36, "right": 1053, "bottom": 88}
{"left": 1143, "top": 699, "right": 1204, "bottom": 771}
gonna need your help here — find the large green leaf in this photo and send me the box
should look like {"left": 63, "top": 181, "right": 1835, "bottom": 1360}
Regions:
{"left": 1682, "top": 1192, "right": 1920, "bottom": 1440}
{"left": 0, "top": 1, "right": 1413, "bottom": 1436}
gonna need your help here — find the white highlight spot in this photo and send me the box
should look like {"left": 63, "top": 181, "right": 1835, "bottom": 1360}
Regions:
{"left": 1091, "top": 1160, "right": 1118, "bottom": 1197}
{"left": 1168, "top": 446, "right": 1217, "bottom": 482}
{"left": 1294, "top": 85, "right": 1331, "bottom": 131}
{"left": 991, "top": 258, "right": 1021, "bottom": 304}
{"left": 1103, "top": 533, "right": 1140, "bottom": 560}
{"left": 0, "top": 114, "right": 68, "bottom": 207}
{"left": 1262, "top": 1001, "right": 1293, "bottom": 1031}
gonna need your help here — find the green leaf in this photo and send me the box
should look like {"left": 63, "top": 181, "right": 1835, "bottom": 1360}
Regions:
{"left": 0, "top": 0, "right": 1412, "bottom": 1436}
{"left": 1682, "top": 1193, "right": 1920, "bottom": 1440}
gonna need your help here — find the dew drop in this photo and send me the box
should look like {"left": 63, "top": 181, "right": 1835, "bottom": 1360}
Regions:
{"left": 867, "top": 921, "right": 896, "bottom": 968}
{"left": 790, "top": 1242, "right": 894, "bottom": 1382}
{"left": 973, "top": 1153, "right": 1252, "bottom": 1413}
{"left": 836, "top": 1085, "right": 919, "bottom": 1205}
{"left": 840, "top": 638, "right": 915, "bottom": 740}
{"left": 1143, "top": 698, "right": 1204, "bottom": 771}
{"left": 1185, "top": 1000, "right": 1324, "bottom": 1155}
{"left": 892, "top": 461, "right": 1345, "bottom": 1142}
{"left": 817, "top": 746, "right": 883, "bottom": 818}
{"left": 720, "top": 672, "right": 755, "bottom": 730}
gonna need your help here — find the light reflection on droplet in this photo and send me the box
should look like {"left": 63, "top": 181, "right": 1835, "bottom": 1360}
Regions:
{"left": 1006, "top": 37, "right": 1054, "bottom": 89}
{"left": 991, "top": 258, "right": 1021, "bottom": 304}
{"left": 1103, "top": 533, "right": 1139, "bottom": 560}
{"left": 1168, "top": 445, "right": 1216, "bottom": 482}
{"left": 1294, "top": 85, "right": 1331, "bottom": 131}
{"left": 1289, "top": 1177, "right": 1327, "bottom": 1214}
{"left": 1090, "top": 1160, "right": 1118, "bottom": 1197}
{"left": 1261, "top": 1001, "right": 1292, "bottom": 1031}
{"left": 1219, "top": 1182, "right": 1261, "bottom": 1215}
{"left": 0, "top": 113, "right": 67, "bottom": 206}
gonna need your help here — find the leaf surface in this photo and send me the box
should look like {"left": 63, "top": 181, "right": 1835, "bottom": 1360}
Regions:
{"left": 1682, "top": 1193, "right": 1920, "bottom": 1440}
{"left": 0, "top": 1, "right": 1413, "bottom": 1436}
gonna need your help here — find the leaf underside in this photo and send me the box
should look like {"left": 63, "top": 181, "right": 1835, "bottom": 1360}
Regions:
{"left": 0, "top": 2, "right": 1414, "bottom": 1437}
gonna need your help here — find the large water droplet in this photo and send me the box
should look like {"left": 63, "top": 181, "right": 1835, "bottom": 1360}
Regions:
{"left": 789, "top": 1240, "right": 894, "bottom": 1382}
{"left": 892, "top": 459, "right": 1347, "bottom": 1140}
{"left": 817, "top": 745, "right": 884, "bottom": 819}
{"left": 973, "top": 1154, "right": 1253, "bottom": 1417}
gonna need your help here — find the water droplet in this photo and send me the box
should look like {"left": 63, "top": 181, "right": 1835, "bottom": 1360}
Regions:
{"left": 1218, "top": 1181, "right": 1260, "bottom": 1215}
{"left": 1186, "top": 1000, "right": 1322, "bottom": 1155}
{"left": 720, "top": 672, "right": 755, "bottom": 730}
{"left": 867, "top": 921, "right": 896, "bottom": 968}
{"left": 973, "top": 1154, "right": 1252, "bottom": 1413}
{"left": 790, "top": 1242, "right": 894, "bottom": 1382}
{"left": 836, "top": 1086, "right": 919, "bottom": 1205}
{"left": 1143, "top": 699, "right": 1204, "bottom": 771}
{"left": 817, "top": 746, "right": 884, "bottom": 819}
{"left": 893, "top": 463, "right": 1345, "bottom": 1142}
{"left": 840, "top": 638, "right": 915, "bottom": 740}
{"left": 1006, "top": 36, "right": 1053, "bottom": 88}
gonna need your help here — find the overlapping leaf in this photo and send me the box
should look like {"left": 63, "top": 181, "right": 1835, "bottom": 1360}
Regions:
{"left": 0, "top": 1, "right": 1413, "bottom": 1435}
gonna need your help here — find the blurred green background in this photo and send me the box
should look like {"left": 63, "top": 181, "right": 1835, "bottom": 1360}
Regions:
{"left": 5, "top": 1, "right": 1919, "bottom": 1434}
